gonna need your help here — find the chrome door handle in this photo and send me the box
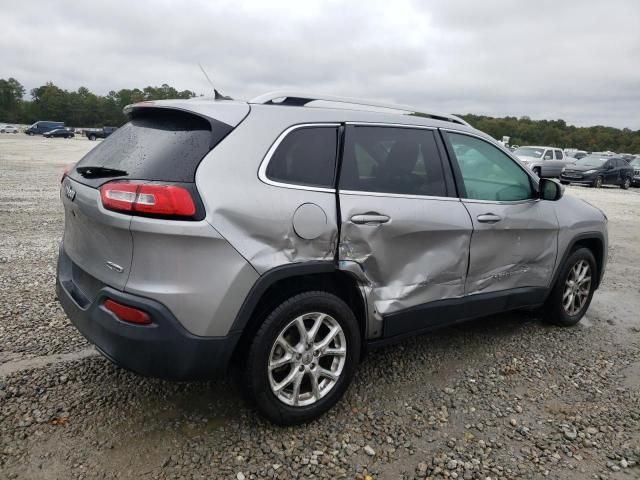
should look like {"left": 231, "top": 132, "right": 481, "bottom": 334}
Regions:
{"left": 477, "top": 213, "right": 502, "bottom": 223}
{"left": 351, "top": 214, "right": 390, "bottom": 225}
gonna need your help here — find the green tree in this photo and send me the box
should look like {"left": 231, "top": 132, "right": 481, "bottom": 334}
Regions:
{"left": 0, "top": 77, "right": 26, "bottom": 122}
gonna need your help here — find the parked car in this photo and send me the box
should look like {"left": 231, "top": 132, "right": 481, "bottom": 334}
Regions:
{"left": 0, "top": 125, "right": 19, "bottom": 133}
{"left": 43, "top": 128, "right": 74, "bottom": 139}
{"left": 513, "top": 146, "right": 567, "bottom": 177}
{"left": 564, "top": 149, "right": 588, "bottom": 160}
{"left": 84, "top": 126, "right": 118, "bottom": 140}
{"left": 25, "top": 120, "right": 65, "bottom": 135}
{"left": 561, "top": 155, "right": 634, "bottom": 189}
{"left": 629, "top": 157, "right": 640, "bottom": 186}
{"left": 57, "top": 92, "right": 608, "bottom": 424}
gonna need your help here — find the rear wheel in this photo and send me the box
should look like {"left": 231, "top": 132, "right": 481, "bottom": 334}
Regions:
{"left": 544, "top": 247, "right": 597, "bottom": 326}
{"left": 88, "top": 134, "right": 96, "bottom": 141}
{"left": 592, "top": 176, "right": 603, "bottom": 188}
{"left": 243, "top": 291, "right": 360, "bottom": 425}
{"left": 621, "top": 177, "right": 631, "bottom": 190}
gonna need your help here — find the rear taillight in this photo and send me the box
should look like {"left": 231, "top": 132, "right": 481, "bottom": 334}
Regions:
{"left": 61, "top": 162, "right": 76, "bottom": 183}
{"left": 100, "top": 181, "right": 196, "bottom": 218}
{"left": 103, "top": 299, "right": 151, "bottom": 325}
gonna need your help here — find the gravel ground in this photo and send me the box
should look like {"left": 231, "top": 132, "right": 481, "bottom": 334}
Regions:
{"left": 0, "top": 135, "right": 639, "bottom": 479}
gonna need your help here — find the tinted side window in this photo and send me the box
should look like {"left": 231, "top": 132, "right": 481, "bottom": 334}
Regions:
{"left": 543, "top": 150, "right": 554, "bottom": 160}
{"left": 447, "top": 133, "right": 533, "bottom": 201}
{"left": 555, "top": 150, "right": 563, "bottom": 160}
{"left": 340, "top": 126, "right": 447, "bottom": 197}
{"left": 266, "top": 126, "right": 338, "bottom": 188}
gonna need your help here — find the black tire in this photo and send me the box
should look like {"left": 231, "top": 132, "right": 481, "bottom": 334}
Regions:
{"left": 243, "top": 291, "right": 361, "bottom": 425}
{"left": 544, "top": 247, "right": 597, "bottom": 327}
{"left": 592, "top": 176, "right": 603, "bottom": 188}
{"left": 621, "top": 177, "right": 631, "bottom": 190}
{"left": 28, "top": 132, "right": 34, "bottom": 136}
{"left": 560, "top": 180, "right": 570, "bottom": 185}
{"left": 88, "top": 135, "right": 96, "bottom": 141}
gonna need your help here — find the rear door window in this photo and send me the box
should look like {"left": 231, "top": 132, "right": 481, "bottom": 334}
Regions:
{"left": 555, "top": 150, "right": 564, "bottom": 160}
{"left": 72, "top": 109, "right": 223, "bottom": 187}
{"left": 339, "top": 126, "right": 447, "bottom": 197}
{"left": 265, "top": 126, "right": 339, "bottom": 188}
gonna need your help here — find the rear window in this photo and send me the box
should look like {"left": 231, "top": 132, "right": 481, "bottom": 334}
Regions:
{"left": 73, "top": 109, "right": 219, "bottom": 185}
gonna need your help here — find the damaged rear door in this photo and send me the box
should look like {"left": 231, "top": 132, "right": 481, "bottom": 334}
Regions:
{"left": 337, "top": 124, "right": 473, "bottom": 338}
{"left": 442, "top": 130, "right": 559, "bottom": 296}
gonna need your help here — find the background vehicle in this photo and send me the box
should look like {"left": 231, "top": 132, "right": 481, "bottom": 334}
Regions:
{"left": 0, "top": 125, "right": 19, "bottom": 133}
{"left": 25, "top": 121, "right": 64, "bottom": 135}
{"left": 561, "top": 155, "right": 634, "bottom": 189}
{"left": 513, "top": 146, "right": 567, "bottom": 177}
{"left": 629, "top": 157, "right": 640, "bottom": 186}
{"left": 57, "top": 92, "right": 608, "bottom": 424}
{"left": 84, "top": 126, "right": 117, "bottom": 140}
{"left": 564, "top": 148, "right": 588, "bottom": 160}
{"left": 43, "top": 128, "right": 74, "bottom": 139}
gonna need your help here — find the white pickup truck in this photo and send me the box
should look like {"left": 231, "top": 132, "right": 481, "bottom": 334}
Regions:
{"left": 513, "top": 146, "right": 568, "bottom": 178}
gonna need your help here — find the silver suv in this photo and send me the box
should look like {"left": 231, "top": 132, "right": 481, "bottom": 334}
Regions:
{"left": 57, "top": 92, "right": 608, "bottom": 424}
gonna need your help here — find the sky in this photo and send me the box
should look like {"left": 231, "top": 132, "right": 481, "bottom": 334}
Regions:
{"left": 1, "top": 0, "right": 639, "bottom": 129}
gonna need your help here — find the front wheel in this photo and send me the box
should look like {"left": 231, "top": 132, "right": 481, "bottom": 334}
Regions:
{"left": 621, "top": 177, "right": 631, "bottom": 190}
{"left": 544, "top": 247, "right": 597, "bottom": 326}
{"left": 243, "top": 291, "right": 361, "bottom": 425}
{"left": 592, "top": 176, "right": 603, "bottom": 188}
{"left": 88, "top": 135, "right": 96, "bottom": 141}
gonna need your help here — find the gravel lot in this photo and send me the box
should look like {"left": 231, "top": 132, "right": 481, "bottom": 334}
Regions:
{"left": 1, "top": 135, "right": 639, "bottom": 479}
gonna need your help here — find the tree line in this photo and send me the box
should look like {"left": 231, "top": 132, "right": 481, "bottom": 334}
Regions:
{"left": 1, "top": 77, "right": 639, "bottom": 153}
{"left": 0, "top": 77, "right": 195, "bottom": 128}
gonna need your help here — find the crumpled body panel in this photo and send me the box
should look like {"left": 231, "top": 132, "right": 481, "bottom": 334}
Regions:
{"left": 338, "top": 194, "right": 473, "bottom": 335}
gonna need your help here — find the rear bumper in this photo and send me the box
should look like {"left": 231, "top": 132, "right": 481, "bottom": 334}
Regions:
{"left": 56, "top": 248, "right": 240, "bottom": 380}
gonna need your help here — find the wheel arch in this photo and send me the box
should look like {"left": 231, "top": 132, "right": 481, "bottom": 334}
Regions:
{"left": 229, "top": 262, "right": 367, "bottom": 363}
{"left": 549, "top": 232, "right": 605, "bottom": 297}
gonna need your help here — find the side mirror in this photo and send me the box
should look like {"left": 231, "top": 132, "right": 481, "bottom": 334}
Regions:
{"left": 539, "top": 178, "right": 563, "bottom": 201}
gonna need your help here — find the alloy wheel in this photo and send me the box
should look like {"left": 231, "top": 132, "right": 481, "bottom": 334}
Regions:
{"left": 562, "top": 259, "right": 591, "bottom": 315}
{"left": 268, "top": 312, "right": 347, "bottom": 407}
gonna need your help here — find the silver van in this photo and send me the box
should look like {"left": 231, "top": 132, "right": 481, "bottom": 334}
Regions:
{"left": 57, "top": 92, "right": 607, "bottom": 424}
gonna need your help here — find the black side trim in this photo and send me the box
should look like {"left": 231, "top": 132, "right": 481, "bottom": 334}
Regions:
{"left": 228, "top": 261, "right": 337, "bottom": 334}
{"left": 372, "top": 287, "right": 548, "bottom": 347}
{"left": 546, "top": 231, "right": 606, "bottom": 295}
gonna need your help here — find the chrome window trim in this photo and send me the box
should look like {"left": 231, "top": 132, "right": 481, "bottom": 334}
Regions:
{"left": 339, "top": 190, "right": 460, "bottom": 202}
{"left": 441, "top": 127, "right": 541, "bottom": 203}
{"left": 257, "top": 123, "right": 341, "bottom": 193}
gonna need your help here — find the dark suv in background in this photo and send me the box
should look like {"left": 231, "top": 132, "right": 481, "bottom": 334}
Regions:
{"left": 561, "top": 156, "right": 634, "bottom": 189}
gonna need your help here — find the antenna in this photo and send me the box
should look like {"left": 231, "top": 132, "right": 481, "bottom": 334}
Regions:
{"left": 198, "top": 63, "right": 233, "bottom": 100}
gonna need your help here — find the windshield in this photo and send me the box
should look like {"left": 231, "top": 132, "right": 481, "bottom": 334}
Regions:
{"left": 574, "top": 156, "right": 608, "bottom": 167}
{"left": 514, "top": 147, "right": 544, "bottom": 158}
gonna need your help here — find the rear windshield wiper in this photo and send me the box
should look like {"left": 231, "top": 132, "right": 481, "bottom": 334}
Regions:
{"left": 76, "top": 166, "right": 128, "bottom": 178}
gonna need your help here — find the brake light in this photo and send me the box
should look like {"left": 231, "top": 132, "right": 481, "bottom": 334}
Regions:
{"left": 100, "top": 181, "right": 196, "bottom": 218}
{"left": 61, "top": 162, "right": 76, "bottom": 183}
{"left": 103, "top": 299, "right": 151, "bottom": 325}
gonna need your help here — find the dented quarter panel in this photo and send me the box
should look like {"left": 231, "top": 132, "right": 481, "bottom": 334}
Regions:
{"left": 463, "top": 199, "right": 559, "bottom": 294}
{"left": 338, "top": 193, "right": 473, "bottom": 336}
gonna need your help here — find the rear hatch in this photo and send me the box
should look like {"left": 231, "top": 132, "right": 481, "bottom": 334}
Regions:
{"left": 61, "top": 102, "right": 248, "bottom": 299}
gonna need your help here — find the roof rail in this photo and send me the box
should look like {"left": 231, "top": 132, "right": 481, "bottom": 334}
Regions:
{"left": 249, "top": 91, "right": 470, "bottom": 127}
